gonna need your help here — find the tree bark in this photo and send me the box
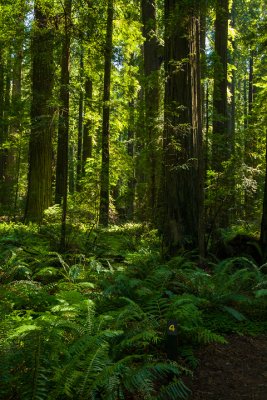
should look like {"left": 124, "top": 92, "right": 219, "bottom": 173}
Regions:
{"left": 260, "top": 129, "right": 267, "bottom": 261}
{"left": 99, "top": 0, "right": 113, "bottom": 226}
{"left": 12, "top": 38, "right": 23, "bottom": 216}
{"left": 55, "top": 0, "right": 71, "bottom": 206}
{"left": 24, "top": 3, "right": 54, "bottom": 223}
{"left": 55, "top": 0, "right": 71, "bottom": 250}
{"left": 161, "top": 0, "right": 201, "bottom": 254}
{"left": 76, "top": 52, "right": 84, "bottom": 191}
{"left": 141, "top": 0, "right": 161, "bottom": 221}
{"left": 212, "top": 0, "right": 229, "bottom": 171}
{"left": 82, "top": 76, "right": 93, "bottom": 174}
{"left": 190, "top": 11, "right": 205, "bottom": 258}
{"left": 126, "top": 100, "right": 135, "bottom": 220}
{"left": 0, "top": 54, "right": 11, "bottom": 208}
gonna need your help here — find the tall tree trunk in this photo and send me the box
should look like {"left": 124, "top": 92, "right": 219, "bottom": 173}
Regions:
{"left": 76, "top": 52, "right": 84, "bottom": 191}
{"left": 99, "top": 0, "right": 113, "bottom": 226}
{"left": 69, "top": 143, "right": 75, "bottom": 194}
{"left": 161, "top": 0, "right": 200, "bottom": 254}
{"left": 82, "top": 76, "right": 93, "bottom": 174}
{"left": 244, "top": 52, "right": 256, "bottom": 219}
{"left": 190, "top": 10, "right": 205, "bottom": 258}
{"left": 1, "top": 54, "right": 13, "bottom": 212}
{"left": 141, "top": 0, "right": 161, "bottom": 221}
{"left": 212, "top": 0, "right": 229, "bottom": 170}
{"left": 244, "top": 78, "right": 248, "bottom": 129}
{"left": 55, "top": 0, "right": 71, "bottom": 205}
{"left": 126, "top": 99, "right": 135, "bottom": 220}
{"left": 0, "top": 44, "right": 5, "bottom": 210}
{"left": 0, "top": 55, "right": 11, "bottom": 208}
{"left": 12, "top": 39, "right": 23, "bottom": 216}
{"left": 248, "top": 54, "right": 254, "bottom": 118}
{"left": 260, "top": 129, "right": 267, "bottom": 261}
{"left": 55, "top": 0, "right": 71, "bottom": 249}
{"left": 24, "top": 3, "right": 54, "bottom": 223}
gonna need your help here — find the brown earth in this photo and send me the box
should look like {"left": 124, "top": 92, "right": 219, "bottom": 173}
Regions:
{"left": 188, "top": 335, "right": 267, "bottom": 400}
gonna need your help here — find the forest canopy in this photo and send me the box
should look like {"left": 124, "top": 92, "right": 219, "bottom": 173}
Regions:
{"left": 0, "top": 0, "right": 266, "bottom": 255}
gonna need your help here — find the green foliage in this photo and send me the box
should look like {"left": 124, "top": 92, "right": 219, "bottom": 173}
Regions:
{"left": 0, "top": 222, "right": 267, "bottom": 399}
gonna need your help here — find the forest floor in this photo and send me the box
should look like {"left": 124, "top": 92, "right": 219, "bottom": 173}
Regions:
{"left": 188, "top": 334, "right": 267, "bottom": 400}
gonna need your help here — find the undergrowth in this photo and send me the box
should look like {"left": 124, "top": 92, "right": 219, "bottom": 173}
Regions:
{"left": 0, "top": 222, "right": 266, "bottom": 399}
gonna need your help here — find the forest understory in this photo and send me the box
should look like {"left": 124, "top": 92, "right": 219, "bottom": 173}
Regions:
{"left": 0, "top": 221, "right": 267, "bottom": 399}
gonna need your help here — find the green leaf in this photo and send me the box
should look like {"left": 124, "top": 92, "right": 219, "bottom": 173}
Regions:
{"left": 220, "top": 305, "right": 247, "bottom": 321}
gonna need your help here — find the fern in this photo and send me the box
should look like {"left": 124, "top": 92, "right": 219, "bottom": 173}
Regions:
{"left": 157, "top": 379, "right": 191, "bottom": 400}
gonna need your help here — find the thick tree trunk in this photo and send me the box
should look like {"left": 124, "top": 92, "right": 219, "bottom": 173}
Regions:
{"left": 161, "top": 0, "right": 201, "bottom": 254}
{"left": 212, "top": 0, "right": 229, "bottom": 171}
{"left": 25, "top": 4, "right": 54, "bottom": 223}
{"left": 99, "top": 0, "right": 113, "bottom": 226}
{"left": 141, "top": 0, "right": 161, "bottom": 221}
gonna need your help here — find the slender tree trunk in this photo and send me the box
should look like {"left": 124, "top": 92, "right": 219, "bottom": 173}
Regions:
{"left": 212, "top": 0, "right": 229, "bottom": 170}
{"left": 55, "top": 0, "right": 71, "bottom": 205}
{"left": 69, "top": 143, "right": 75, "bottom": 194}
{"left": 12, "top": 40, "right": 23, "bottom": 217}
{"left": 82, "top": 76, "right": 93, "bottom": 174}
{"left": 76, "top": 52, "right": 83, "bottom": 191}
{"left": 190, "top": 11, "right": 205, "bottom": 258}
{"left": 229, "top": 3, "right": 236, "bottom": 144}
{"left": 248, "top": 54, "right": 253, "bottom": 118}
{"left": 24, "top": 3, "right": 54, "bottom": 223}
{"left": 99, "top": 0, "right": 113, "bottom": 226}
{"left": 126, "top": 100, "right": 135, "bottom": 220}
{"left": 141, "top": 0, "right": 161, "bottom": 221}
{"left": 244, "top": 77, "right": 248, "bottom": 129}
{"left": 244, "top": 52, "right": 256, "bottom": 219}
{"left": 0, "top": 44, "right": 5, "bottom": 210}
{"left": 260, "top": 129, "right": 267, "bottom": 261}
{"left": 0, "top": 55, "right": 11, "bottom": 208}
{"left": 1, "top": 55, "right": 13, "bottom": 211}
{"left": 55, "top": 0, "right": 71, "bottom": 249}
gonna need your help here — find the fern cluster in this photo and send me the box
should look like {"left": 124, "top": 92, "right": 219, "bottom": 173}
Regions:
{"left": 0, "top": 222, "right": 266, "bottom": 399}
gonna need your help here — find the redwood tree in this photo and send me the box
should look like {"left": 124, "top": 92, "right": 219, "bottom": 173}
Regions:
{"left": 55, "top": 0, "right": 72, "bottom": 249}
{"left": 99, "top": 0, "right": 113, "bottom": 226}
{"left": 25, "top": 2, "right": 54, "bottom": 222}
{"left": 141, "top": 0, "right": 161, "bottom": 221}
{"left": 212, "top": 0, "right": 229, "bottom": 170}
{"left": 161, "top": 0, "right": 203, "bottom": 254}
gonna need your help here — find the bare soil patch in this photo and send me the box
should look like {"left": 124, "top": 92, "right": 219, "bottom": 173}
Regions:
{"left": 189, "top": 335, "right": 267, "bottom": 400}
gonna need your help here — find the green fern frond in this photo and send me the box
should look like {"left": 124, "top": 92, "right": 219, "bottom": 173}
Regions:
{"left": 144, "top": 266, "right": 173, "bottom": 291}
{"left": 145, "top": 296, "right": 170, "bottom": 320}
{"left": 179, "top": 346, "right": 199, "bottom": 368}
{"left": 220, "top": 305, "right": 247, "bottom": 321}
{"left": 195, "top": 327, "right": 227, "bottom": 344}
{"left": 78, "top": 341, "right": 110, "bottom": 399}
{"left": 157, "top": 378, "right": 191, "bottom": 400}
{"left": 118, "top": 329, "right": 160, "bottom": 351}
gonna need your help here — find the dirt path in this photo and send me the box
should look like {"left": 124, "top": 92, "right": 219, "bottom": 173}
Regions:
{"left": 189, "top": 335, "right": 267, "bottom": 400}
